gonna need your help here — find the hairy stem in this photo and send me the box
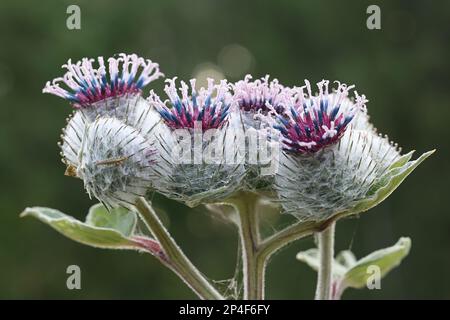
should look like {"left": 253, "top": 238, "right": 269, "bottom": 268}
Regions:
{"left": 254, "top": 253, "right": 267, "bottom": 299}
{"left": 258, "top": 220, "right": 317, "bottom": 261}
{"left": 315, "top": 221, "right": 336, "bottom": 300}
{"left": 257, "top": 215, "right": 338, "bottom": 265}
{"left": 227, "top": 192, "right": 264, "bottom": 300}
{"left": 135, "top": 197, "right": 223, "bottom": 300}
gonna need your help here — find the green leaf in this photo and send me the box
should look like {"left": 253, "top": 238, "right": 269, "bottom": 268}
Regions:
{"left": 297, "top": 237, "right": 412, "bottom": 299}
{"left": 296, "top": 248, "right": 347, "bottom": 277}
{"left": 347, "top": 150, "right": 435, "bottom": 217}
{"left": 388, "top": 150, "right": 415, "bottom": 170}
{"left": 342, "top": 237, "right": 411, "bottom": 289}
{"left": 21, "top": 205, "right": 140, "bottom": 250}
{"left": 86, "top": 203, "right": 137, "bottom": 237}
{"left": 296, "top": 248, "right": 320, "bottom": 270}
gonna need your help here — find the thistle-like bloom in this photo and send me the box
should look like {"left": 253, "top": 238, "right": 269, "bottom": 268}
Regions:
{"left": 47, "top": 54, "right": 164, "bottom": 180}
{"left": 273, "top": 79, "right": 418, "bottom": 221}
{"left": 43, "top": 53, "right": 163, "bottom": 108}
{"left": 151, "top": 77, "right": 231, "bottom": 130}
{"left": 232, "top": 74, "right": 292, "bottom": 129}
{"left": 148, "top": 78, "right": 246, "bottom": 207}
{"left": 76, "top": 117, "right": 158, "bottom": 209}
{"left": 231, "top": 75, "right": 293, "bottom": 191}
{"left": 274, "top": 80, "right": 368, "bottom": 153}
{"left": 43, "top": 53, "right": 164, "bottom": 132}
{"left": 233, "top": 75, "right": 290, "bottom": 113}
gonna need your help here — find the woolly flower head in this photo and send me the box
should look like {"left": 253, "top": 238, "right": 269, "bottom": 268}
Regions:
{"left": 147, "top": 78, "right": 246, "bottom": 207}
{"left": 232, "top": 74, "right": 292, "bottom": 129}
{"left": 150, "top": 77, "right": 231, "bottom": 130}
{"left": 229, "top": 75, "right": 294, "bottom": 192}
{"left": 76, "top": 117, "right": 158, "bottom": 209}
{"left": 274, "top": 79, "right": 369, "bottom": 153}
{"left": 47, "top": 54, "right": 164, "bottom": 179}
{"left": 59, "top": 100, "right": 164, "bottom": 181}
{"left": 43, "top": 53, "right": 163, "bottom": 108}
{"left": 273, "top": 79, "right": 405, "bottom": 221}
{"left": 43, "top": 54, "right": 163, "bottom": 125}
{"left": 232, "top": 75, "right": 294, "bottom": 131}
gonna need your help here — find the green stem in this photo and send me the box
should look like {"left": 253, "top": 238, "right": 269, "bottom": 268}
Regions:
{"left": 135, "top": 197, "right": 224, "bottom": 300}
{"left": 254, "top": 253, "right": 267, "bottom": 299}
{"left": 258, "top": 220, "right": 317, "bottom": 261}
{"left": 225, "top": 194, "right": 340, "bottom": 299}
{"left": 257, "top": 215, "right": 338, "bottom": 265}
{"left": 227, "top": 192, "right": 263, "bottom": 300}
{"left": 315, "top": 221, "right": 336, "bottom": 300}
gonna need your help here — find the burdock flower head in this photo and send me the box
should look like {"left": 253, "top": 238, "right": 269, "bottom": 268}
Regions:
{"left": 232, "top": 75, "right": 291, "bottom": 129}
{"left": 77, "top": 117, "right": 158, "bottom": 209}
{"left": 45, "top": 54, "right": 164, "bottom": 180}
{"left": 148, "top": 77, "right": 246, "bottom": 207}
{"left": 43, "top": 54, "right": 163, "bottom": 107}
{"left": 274, "top": 80, "right": 367, "bottom": 153}
{"left": 273, "top": 79, "right": 432, "bottom": 221}
{"left": 231, "top": 75, "right": 292, "bottom": 191}
{"left": 43, "top": 53, "right": 163, "bottom": 125}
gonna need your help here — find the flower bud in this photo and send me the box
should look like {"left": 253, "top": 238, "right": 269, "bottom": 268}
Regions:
{"left": 274, "top": 80, "right": 402, "bottom": 221}
{"left": 43, "top": 53, "right": 163, "bottom": 109}
{"left": 231, "top": 75, "right": 292, "bottom": 192}
{"left": 148, "top": 77, "right": 246, "bottom": 207}
{"left": 48, "top": 54, "right": 164, "bottom": 178}
{"left": 76, "top": 117, "right": 158, "bottom": 209}
{"left": 44, "top": 53, "right": 163, "bottom": 128}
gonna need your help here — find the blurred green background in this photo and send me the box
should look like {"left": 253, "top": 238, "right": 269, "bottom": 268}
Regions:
{"left": 0, "top": 0, "right": 448, "bottom": 299}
